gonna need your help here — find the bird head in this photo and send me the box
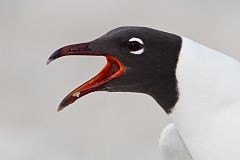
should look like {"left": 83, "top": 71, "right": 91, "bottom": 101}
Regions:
{"left": 47, "top": 27, "right": 182, "bottom": 113}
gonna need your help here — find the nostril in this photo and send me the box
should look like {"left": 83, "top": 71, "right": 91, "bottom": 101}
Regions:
{"left": 70, "top": 48, "right": 79, "bottom": 52}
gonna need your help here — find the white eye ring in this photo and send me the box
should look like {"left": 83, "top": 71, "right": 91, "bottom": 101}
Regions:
{"left": 128, "top": 37, "right": 144, "bottom": 55}
{"left": 129, "top": 37, "right": 144, "bottom": 44}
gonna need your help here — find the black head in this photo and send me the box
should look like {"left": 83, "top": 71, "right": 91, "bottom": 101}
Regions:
{"left": 47, "top": 26, "right": 182, "bottom": 113}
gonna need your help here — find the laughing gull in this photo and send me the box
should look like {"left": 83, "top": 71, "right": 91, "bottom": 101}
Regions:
{"left": 48, "top": 26, "right": 240, "bottom": 160}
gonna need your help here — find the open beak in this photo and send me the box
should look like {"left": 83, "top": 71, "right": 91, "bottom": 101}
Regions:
{"left": 47, "top": 43, "right": 125, "bottom": 111}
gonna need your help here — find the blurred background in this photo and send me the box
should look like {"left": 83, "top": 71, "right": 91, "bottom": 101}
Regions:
{"left": 1, "top": 0, "right": 240, "bottom": 159}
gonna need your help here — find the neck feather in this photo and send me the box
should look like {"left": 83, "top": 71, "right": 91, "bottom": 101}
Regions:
{"left": 170, "top": 37, "right": 240, "bottom": 159}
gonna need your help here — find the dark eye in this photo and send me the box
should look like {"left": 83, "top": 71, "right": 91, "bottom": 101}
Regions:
{"left": 128, "top": 37, "right": 144, "bottom": 54}
{"left": 128, "top": 41, "right": 142, "bottom": 51}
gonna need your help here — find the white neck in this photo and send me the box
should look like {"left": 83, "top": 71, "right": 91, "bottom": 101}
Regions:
{"left": 170, "top": 37, "right": 240, "bottom": 160}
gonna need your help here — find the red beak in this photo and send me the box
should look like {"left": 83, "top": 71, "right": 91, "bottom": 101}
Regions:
{"left": 47, "top": 43, "right": 125, "bottom": 111}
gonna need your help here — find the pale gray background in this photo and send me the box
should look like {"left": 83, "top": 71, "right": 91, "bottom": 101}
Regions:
{"left": 1, "top": 0, "right": 240, "bottom": 160}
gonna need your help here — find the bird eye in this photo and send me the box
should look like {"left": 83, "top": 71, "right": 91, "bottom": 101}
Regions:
{"left": 128, "top": 37, "right": 144, "bottom": 54}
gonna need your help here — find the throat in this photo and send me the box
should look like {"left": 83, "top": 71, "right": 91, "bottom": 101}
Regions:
{"left": 148, "top": 75, "right": 179, "bottom": 113}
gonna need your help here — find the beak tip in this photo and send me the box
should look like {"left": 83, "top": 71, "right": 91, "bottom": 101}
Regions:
{"left": 57, "top": 106, "right": 63, "bottom": 112}
{"left": 46, "top": 59, "right": 52, "bottom": 65}
{"left": 57, "top": 102, "right": 68, "bottom": 112}
{"left": 47, "top": 49, "right": 61, "bottom": 65}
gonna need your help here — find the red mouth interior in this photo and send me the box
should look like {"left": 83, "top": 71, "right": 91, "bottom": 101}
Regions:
{"left": 58, "top": 56, "right": 125, "bottom": 111}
